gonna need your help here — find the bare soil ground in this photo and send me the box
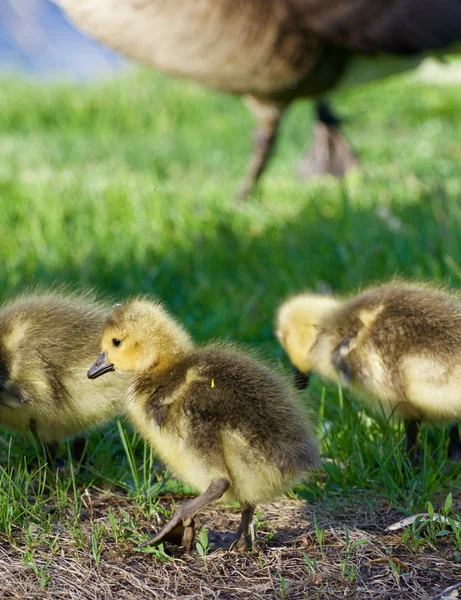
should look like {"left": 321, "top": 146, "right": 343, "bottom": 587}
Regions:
{"left": 1, "top": 493, "right": 460, "bottom": 600}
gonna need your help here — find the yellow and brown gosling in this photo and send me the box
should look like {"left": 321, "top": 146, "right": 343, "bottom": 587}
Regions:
{"left": 276, "top": 282, "right": 461, "bottom": 461}
{"left": 88, "top": 297, "right": 318, "bottom": 551}
{"left": 0, "top": 289, "right": 129, "bottom": 462}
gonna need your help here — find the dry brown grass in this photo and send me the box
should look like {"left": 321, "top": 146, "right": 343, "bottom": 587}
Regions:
{"left": 1, "top": 493, "right": 460, "bottom": 600}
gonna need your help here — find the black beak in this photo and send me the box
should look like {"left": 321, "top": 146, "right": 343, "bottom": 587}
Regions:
{"left": 87, "top": 352, "right": 115, "bottom": 379}
{"left": 294, "top": 368, "right": 310, "bottom": 390}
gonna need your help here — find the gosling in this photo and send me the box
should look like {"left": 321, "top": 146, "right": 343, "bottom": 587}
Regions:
{"left": 0, "top": 289, "right": 128, "bottom": 461}
{"left": 275, "top": 283, "right": 461, "bottom": 460}
{"left": 88, "top": 298, "right": 318, "bottom": 551}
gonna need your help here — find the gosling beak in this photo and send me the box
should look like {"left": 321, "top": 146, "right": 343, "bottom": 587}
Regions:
{"left": 294, "top": 368, "right": 310, "bottom": 390}
{"left": 87, "top": 352, "right": 115, "bottom": 379}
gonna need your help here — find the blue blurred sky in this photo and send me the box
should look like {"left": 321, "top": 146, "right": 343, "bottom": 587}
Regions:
{"left": 0, "top": 0, "right": 125, "bottom": 78}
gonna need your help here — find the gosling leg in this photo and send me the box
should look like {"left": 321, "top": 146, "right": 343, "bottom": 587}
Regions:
{"left": 296, "top": 100, "right": 357, "bottom": 179}
{"left": 42, "top": 438, "right": 87, "bottom": 473}
{"left": 230, "top": 504, "right": 255, "bottom": 552}
{"left": 28, "top": 419, "right": 60, "bottom": 469}
{"left": 236, "top": 96, "right": 285, "bottom": 202}
{"left": 405, "top": 420, "right": 420, "bottom": 464}
{"left": 448, "top": 423, "right": 461, "bottom": 461}
{"left": 71, "top": 436, "right": 88, "bottom": 465}
{"left": 140, "top": 478, "right": 230, "bottom": 550}
{"left": 44, "top": 441, "right": 61, "bottom": 468}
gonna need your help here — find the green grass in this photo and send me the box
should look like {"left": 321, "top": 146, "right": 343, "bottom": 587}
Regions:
{"left": 1, "top": 67, "right": 461, "bottom": 555}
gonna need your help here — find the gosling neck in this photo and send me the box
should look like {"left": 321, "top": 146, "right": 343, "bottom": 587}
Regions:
{"left": 142, "top": 341, "right": 195, "bottom": 378}
{"left": 311, "top": 301, "right": 343, "bottom": 382}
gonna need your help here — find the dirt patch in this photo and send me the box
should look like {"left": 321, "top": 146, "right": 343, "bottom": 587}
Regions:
{"left": 1, "top": 494, "right": 460, "bottom": 600}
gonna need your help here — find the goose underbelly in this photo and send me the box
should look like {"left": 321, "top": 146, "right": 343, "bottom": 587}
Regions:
{"left": 56, "top": 0, "right": 322, "bottom": 96}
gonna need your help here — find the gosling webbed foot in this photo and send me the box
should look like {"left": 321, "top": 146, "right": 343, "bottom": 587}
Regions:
{"left": 180, "top": 517, "right": 196, "bottom": 551}
{"left": 141, "top": 516, "right": 196, "bottom": 551}
{"left": 230, "top": 505, "right": 255, "bottom": 552}
{"left": 230, "top": 532, "right": 249, "bottom": 552}
{"left": 140, "top": 478, "right": 229, "bottom": 551}
{"left": 140, "top": 509, "right": 196, "bottom": 550}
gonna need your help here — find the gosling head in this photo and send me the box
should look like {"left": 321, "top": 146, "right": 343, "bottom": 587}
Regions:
{"left": 275, "top": 293, "right": 341, "bottom": 388}
{"left": 88, "top": 298, "right": 194, "bottom": 379}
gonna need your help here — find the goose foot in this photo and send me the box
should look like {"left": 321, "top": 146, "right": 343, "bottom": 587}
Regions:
{"left": 297, "top": 100, "right": 357, "bottom": 179}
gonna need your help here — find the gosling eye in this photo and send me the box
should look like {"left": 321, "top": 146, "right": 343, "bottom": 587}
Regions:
{"left": 112, "top": 338, "right": 122, "bottom": 348}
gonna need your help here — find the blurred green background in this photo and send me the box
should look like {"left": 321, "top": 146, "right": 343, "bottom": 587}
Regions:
{"left": 1, "top": 67, "right": 461, "bottom": 514}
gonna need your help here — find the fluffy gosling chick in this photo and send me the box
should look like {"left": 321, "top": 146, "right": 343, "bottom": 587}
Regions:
{"left": 276, "top": 283, "right": 461, "bottom": 459}
{"left": 0, "top": 290, "right": 128, "bottom": 459}
{"left": 88, "top": 298, "right": 318, "bottom": 551}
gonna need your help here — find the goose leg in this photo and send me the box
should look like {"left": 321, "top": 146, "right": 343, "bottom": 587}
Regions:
{"left": 405, "top": 420, "right": 420, "bottom": 464}
{"left": 236, "top": 96, "right": 285, "bottom": 203}
{"left": 448, "top": 423, "right": 461, "bottom": 461}
{"left": 230, "top": 504, "right": 255, "bottom": 551}
{"left": 140, "top": 478, "right": 230, "bottom": 551}
{"left": 297, "top": 100, "right": 357, "bottom": 179}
